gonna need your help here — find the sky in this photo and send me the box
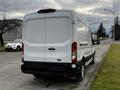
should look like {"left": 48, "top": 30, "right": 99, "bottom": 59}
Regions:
{"left": 0, "top": 0, "right": 120, "bottom": 33}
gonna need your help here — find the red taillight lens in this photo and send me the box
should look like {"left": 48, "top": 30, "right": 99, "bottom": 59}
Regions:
{"left": 72, "top": 42, "right": 77, "bottom": 64}
{"left": 72, "top": 42, "right": 77, "bottom": 52}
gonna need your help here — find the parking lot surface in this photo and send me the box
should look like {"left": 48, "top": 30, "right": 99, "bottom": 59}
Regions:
{"left": 0, "top": 42, "right": 110, "bottom": 90}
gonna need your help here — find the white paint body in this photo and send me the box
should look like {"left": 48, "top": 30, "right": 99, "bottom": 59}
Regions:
{"left": 22, "top": 10, "right": 95, "bottom": 64}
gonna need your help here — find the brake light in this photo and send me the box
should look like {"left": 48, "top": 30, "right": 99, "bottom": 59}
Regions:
{"left": 22, "top": 43, "right": 24, "bottom": 62}
{"left": 72, "top": 42, "right": 77, "bottom": 64}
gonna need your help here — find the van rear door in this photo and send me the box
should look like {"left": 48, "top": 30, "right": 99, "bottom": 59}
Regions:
{"left": 25, "top": 15, "right": 72, "bottom": 63}
{"left": 45, "top": 17, "right": 72, "bottom": 63}
{"left": 25, "top": 18, "right": 45, "bottom": 62}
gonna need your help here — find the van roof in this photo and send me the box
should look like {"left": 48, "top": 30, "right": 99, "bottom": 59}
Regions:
{"left": 25, "top": 9, "right": 76, "bottom": 17}
{"left": 37, "top": 9, "right": 75, "bottom": 13}
{"left": 24, "top": 9, "right": 88, "bottom": 27}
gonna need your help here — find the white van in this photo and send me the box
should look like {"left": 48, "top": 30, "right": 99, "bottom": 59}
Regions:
{"left": 21, "top": 9, "right": 95, "bottom": 81}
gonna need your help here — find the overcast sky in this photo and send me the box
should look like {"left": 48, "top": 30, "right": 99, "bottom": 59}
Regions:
{"left": 0, "top": 0, "right": 120, "bottom": 32}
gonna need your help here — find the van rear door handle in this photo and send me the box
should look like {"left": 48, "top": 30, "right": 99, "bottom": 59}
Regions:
{"left": 48, "top": 48, "right": 56, "bottom": 51}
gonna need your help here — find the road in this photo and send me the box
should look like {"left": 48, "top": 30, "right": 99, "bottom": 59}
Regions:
{"left": 0, "top": 41, "right": 110, "bottom": 90}
{"left": 100, "top": 39, "right": 112, "bottom": 45}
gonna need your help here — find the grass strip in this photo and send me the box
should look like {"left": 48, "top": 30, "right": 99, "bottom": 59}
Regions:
{"left": 91, "top": 44, "right": 120, "bottom": 90}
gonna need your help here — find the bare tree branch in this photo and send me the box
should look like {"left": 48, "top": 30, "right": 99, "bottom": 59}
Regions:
{"left": 0, "top": 19, "right": 22, "bottom": 46}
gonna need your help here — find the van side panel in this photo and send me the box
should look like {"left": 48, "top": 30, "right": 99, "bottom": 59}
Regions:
{"left": 75, "top": 15, "right": 94, "bottom": 62}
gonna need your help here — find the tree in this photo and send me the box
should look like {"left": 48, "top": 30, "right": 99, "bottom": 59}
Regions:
{"left": 0, "top": 19, "right": 21, "bottom": 46}
{"left": 114, "top": 16, "right": 120, "bottom": 40}
{"left": 97, "top": 23, "right": 106, "bottom": 39}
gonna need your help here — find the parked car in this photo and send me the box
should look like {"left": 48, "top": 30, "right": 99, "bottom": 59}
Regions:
{"left": 91, "top": 34, "right": 100, "bottom": 45}
{"left": 5, "top": 39, "right": 22, "bottom": 51}
{"left": 93, "top": 39, "right": 100, "bottom": 44}
{"left": 21, "top": 9, "right": 95, "bottom": 81}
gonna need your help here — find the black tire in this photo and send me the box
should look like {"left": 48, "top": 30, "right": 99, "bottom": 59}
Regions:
{"left": 6, "top": 49, "right": 12, "bottom": 52}
{"left": 6, "top": 49, "right": 10, "bottom": 52}
{"left": 33, "top": 74, "right": 42, "bottom": 78}
{"left": 16, "top": 46, "right": 21, "bottom": 51}
{"left": 90, "top": 53, "right": 95, "bottom": 65}
{"left": 75, "top": 63, "right": 85, "bottom": 82}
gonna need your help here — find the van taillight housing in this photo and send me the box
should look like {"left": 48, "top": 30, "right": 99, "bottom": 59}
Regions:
{"left": 22, "top": 43, "right": 24, "bottom": 62}
{"left": 72, "top": 42, "right": 77, "bottom": 64}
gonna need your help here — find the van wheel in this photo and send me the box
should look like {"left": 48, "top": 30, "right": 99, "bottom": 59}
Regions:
{"left": 16, "top": 46, "right": 21, "bottom": 51}
{"left": 75, "top": 63, "right": 85, "bottom": 82}
{"left": 90, "top": 53, "right": 95, "bottom": 65}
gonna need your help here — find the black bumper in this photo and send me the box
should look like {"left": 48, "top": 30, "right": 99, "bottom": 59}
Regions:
{"left": 21, "top": 61, "right": 77, "bottom": 75}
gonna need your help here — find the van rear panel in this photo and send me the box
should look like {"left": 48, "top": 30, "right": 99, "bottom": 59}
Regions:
{"left": 24, "top": 12, "right": 73, "bottom": 63}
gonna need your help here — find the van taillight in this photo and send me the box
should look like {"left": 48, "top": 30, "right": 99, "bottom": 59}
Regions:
{"left": 72, "top": 42, "right": 77, "bottom": 64}
{"left": 22, "top": 43, "right": 24, "bottom": 62}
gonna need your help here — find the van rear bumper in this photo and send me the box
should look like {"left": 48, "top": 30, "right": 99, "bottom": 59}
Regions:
{"left": 21, "top": 61, "right": 78, "bottom": 75}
